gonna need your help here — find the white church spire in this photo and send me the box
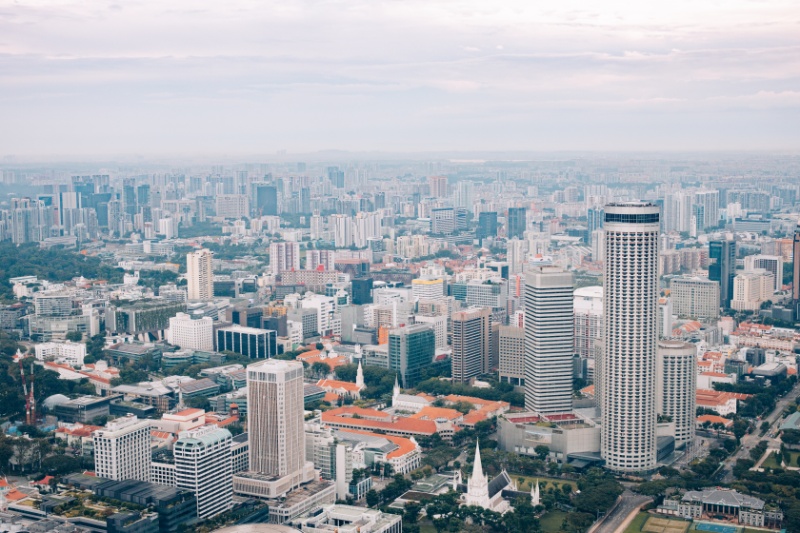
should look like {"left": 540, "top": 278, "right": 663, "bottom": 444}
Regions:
{"left": 356, "top": 359, "right": 364, "bottom": 389}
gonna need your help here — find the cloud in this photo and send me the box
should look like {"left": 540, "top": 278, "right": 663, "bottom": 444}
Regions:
{"left": 0, "top": 0, "right": 798, "bottom": 155}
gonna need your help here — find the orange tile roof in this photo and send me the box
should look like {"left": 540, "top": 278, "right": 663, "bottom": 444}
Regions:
{"left": 410, "top": 407, "right": 463, "bottom": 421}
{"left": 462, "top": 411, "right": 488, "bottom": 425}
{"left": 322, "top": 409, "right": 437, "bottom": 435}
{"left": 151, "top": 430, "right": 174, "bottom": 440}
{"left": 317, "top": 379, "right": 362, "bottom": 393}
{"left": 323, "top": 392, "right": 341, "bottom": 404}
{"left": 339, "top": 428, "right": 418, "bottom": 459}
{"left": 697, "top": 414, "right": 733, "bottom": 427}
{"left": 173, "top": 408, "right": 204, "bottom": 417}
{"left": 5, "top": 489, "right": 28, "bottom": 501}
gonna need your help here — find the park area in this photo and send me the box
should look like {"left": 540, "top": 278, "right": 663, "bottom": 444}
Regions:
{"left": 760, "top": 450, "right": 800, "bottom": 469}
{"left": 625, "top": 514, "right": 691, "bottom": 533}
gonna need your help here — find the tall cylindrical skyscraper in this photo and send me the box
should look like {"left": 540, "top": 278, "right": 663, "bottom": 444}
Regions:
{"left": 656, "top": 340, "right": 696, "bottom": 449}
{"left": 600, "top": 202, "right": 660, "bottom": 473}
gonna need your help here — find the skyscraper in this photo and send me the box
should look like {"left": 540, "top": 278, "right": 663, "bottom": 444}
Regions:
{"left": 270, "top": 241, "right": 301, "bottom": 275}
{"left": 186, "top": 249, "right": 214, "bottom": 301}
{"left": 254, "top": 184, "right": 279, "bottom": 216}
{"left": 388, "top": 323, "right": 436, "bottom": 388}
{"left": 93, "top": 415, "right": 151, "bottom": 482}
{"left": 709, "top": 240, "right": 736, "bottom": 308}
{"left": 174, "top": 425, "right": 233, "bottom": 519}
{"left": 507, "top": 207, "right": 526, "bottom": 239}
{"left": 476, "top": 211, "right": 498, "bottom": 242}
{"left": 234, "top": 359, "right": 316, "bottom": 498}
{"left": 524, "top": 266, "right": 574, "bottom": 415}
{"left": 793, "top": 224, "right": 800, "bottom": 320}
{"left": 656, "top": 340, "right": 696, "bottom": 449}
{"left": 600, "top": 202, "right": 660, "bottom": 473}
{"left": 428, "top": 175, "right": 448, "bottom": 198}
{"left": 451, "top": 307, "right": 491, "bottom": 383}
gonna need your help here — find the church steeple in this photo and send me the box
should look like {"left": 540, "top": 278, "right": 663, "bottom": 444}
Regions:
{"left": 531, "top": 479, "right": 540, "bottom": 506}
{"left": 465, "top": 439, "right": 489, "bottom": 508}
{"left": 356, "top": 359, "right": 364, "bottom": 389}
{"left": 472, "top": 440, "right": 484, "bottom": 482}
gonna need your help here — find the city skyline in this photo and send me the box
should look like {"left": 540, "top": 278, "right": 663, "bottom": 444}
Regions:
{"left": 1, "top": 1, "right": 799, "bottom": 157}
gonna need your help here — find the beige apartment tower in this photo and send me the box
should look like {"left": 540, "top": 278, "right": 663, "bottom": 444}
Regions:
{"left": 186, "top": 249, "right": 214, "bottom": 301}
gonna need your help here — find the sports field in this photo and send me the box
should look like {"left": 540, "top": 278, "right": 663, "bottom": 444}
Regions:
{"left": 641, "top": 516, "right": 691, "bottom": 533}
{"left": 692, "top": 522, "right": 740, "bottom": 533}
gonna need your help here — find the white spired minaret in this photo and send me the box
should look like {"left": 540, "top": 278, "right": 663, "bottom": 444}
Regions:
{"left": 464, "top": 441, "right": 490, "bottom": 508}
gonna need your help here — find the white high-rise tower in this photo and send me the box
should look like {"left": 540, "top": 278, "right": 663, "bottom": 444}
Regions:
{"left": 186, "top": 249, "right": 214, "bottom": 301}
{"left": 600, "top": 202, "right": 660, "bottom": 473}
{"left": 523, "top": 266, "right": 575, "bottom": 414}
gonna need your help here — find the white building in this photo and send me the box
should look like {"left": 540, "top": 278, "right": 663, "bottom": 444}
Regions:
{"left": 414, "top": 314, "right": 447, "bottom": 349}
{"left": 744, "top": 254, "right": 783, "bottom": 292}
{"left": 34, "top": 341, "right": 86, "bottom": 367}
{"left": 331, "top": 214, "right": 353, "bottom": 248}
{"left": 216, "top": 194, "right": 249, "bottom": 219}
{"left": 573, "top": 286, "right": 602, "bottom": 367}
{"left": 300, "top": 293, "right": 337, "bottom": 336}
{"left": 93, "top": 415, "right": 152, "bottom": 482}
{"left": 656, "top": 341, "right": 697, "bottom": 449}
{"left": 187, "top": 249, "right": 214, "bottom": 301}
{"left": 670, "top": 276, "right": 721, "bottom": 320}
{"left": 411, "top": 278, "right": 445, "bottom": 301}
{"left": 524, "top": 266, "right": 574, "bottom": 415}
{"left": 600, "top": 202, "right": 660, "bottom": 473}
{"left": 167, "top": 313, "right": 214, "bottom": 351}
{"left": 731, "top": 269, "right": 775, "bottom": 311}
{"left": 270, "top": 242, "right": 301, "bottom": 275}
{"left": 306, "top": 249, "right": 336, "bottom": 271}
{"left": 174, "top": 425, "right": 233, "bottom": 519}
{"left": 297, "top": 504, "right": 402, "bottom": 533}
{"left": 498, "top": 326, "right": 525, "bottom": 388}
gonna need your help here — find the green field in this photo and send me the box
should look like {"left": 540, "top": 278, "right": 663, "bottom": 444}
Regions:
{"left": 761, "top": 450, "right": 800, "bottom": 469}
{"left": 539, "top": 510, "right": 569, "bottom": 533}
{"left": 623, "top": 512, "right": 651, "bottom": 532}
{"left": 508, "top": 474, "right": 578, "bottom": 492}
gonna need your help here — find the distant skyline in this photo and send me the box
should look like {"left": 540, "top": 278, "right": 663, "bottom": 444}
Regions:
{"left": 2, "top": 0, "right": 799, "bottom": 157}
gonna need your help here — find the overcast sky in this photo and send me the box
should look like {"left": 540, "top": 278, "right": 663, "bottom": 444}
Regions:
{"left": 1, "top": 0, "right": 799, "bottom": 157}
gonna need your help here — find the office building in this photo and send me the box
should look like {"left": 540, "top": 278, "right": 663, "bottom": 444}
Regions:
{"left": 254, "top": 184, "right": 279, "bottom": 216}
{"left": 498, "top": 326, "right": 525, "bottom": 387}
{"left": 524, "top": 266, "right": 574, "bottom": 415}
{"left": 656, "top": 341, "right": 696, "bottom": 449}
{"left": 351, "top": 277, "right": 373, "bottom": 305}
{"left": 431, "top": 208, "right": 455, "bottom": 234}
{"left": 216, "top": 194, "right": 249, "bottom": 219}
{"left": 307, "top": 249, "right": 336, "bottom": 271}
{"left": 428, "top": 175, "right": 448, "bottom": 198}
{"left": 174, "top": 425, "right": 233, "bottom": 519}
{"left": 93, "top": 415, "right": 152, "bottom": 482}
{"left": 731, "top": 270, "right": 775, "bottom": 311}
{"left": 477, "top": 211, "right": 498, "bottom": 241}
{"left": 411, "top": 278, "right": 445, "bottom": 300}
{"left": 600, "top": 202, "right": 660, "bottom": 473}
{"left": 270, "top": 242, "right": 301, "bottom": 275}
{"left": 507, "top": 207, "right": 527, "bottom": 239}
{"left": 709, "top": 240, "right": 736, "bottom": 308}
{"left": 573, "top": 285, "right": 603, "bottom": 368}
{"left": 216, "top": 325, "right": 277, "bottom": 359}
{"left": 167, "top": 313, "right": 214, "bottom": 351}
{"left": 187, "top": 249, "right": 214, "bottom": 301}
{"left": 388, "top": 323, "right": 436, "bottom": 388}
{"left": 233, "top": 359, "right": 318, "bottom": 499}
{"left": 794, "top": 224, "right": 800, "bottom": 319}
{"left": 451, "top": 307, "right": 491, "bottom": 383}
{"left": 297, "top": 504, "right": 403, "bottom": 533}
{"left": 414, "top": 313, "right": 447, "bottom": 349}
{"left": 670, "top": 276, "right": 720, "bottom": 320}
{"left": 744, "top": 254, "right": 783, "bottom": 292}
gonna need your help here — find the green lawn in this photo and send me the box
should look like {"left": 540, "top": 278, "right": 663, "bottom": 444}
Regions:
{"left": 623, "top": 512, "right": 650, "bottom": 533}
{"left": 539, "top": 510, "right": 569, "bottom": 533}
{"left": 507, "top": 474, "right": 578, "bottom": 492}
{"left": 761, "top": 451, "right": 782, "bottom": 469}
{"left": 418, "top": 521, "right": 437, "bottom": 533}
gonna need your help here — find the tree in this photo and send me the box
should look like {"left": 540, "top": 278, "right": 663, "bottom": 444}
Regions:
{"left": 365, "top": 489, "right": 379, "bottom": 508}
{"left": 534, "top": 445, "right": 550, "bottom": 461}
{"left": 65, "top": 331, "right": 83, "bottom": 342}
{"left": 41, "top": 455, "right": 81, "bottom": 476}
{"left": 311, "top": 361, "right": 331, "bottom": 378}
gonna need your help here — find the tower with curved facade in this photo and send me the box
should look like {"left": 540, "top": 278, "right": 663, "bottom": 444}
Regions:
{"left": 600, "top": 202, "right": 660, "bottom": 473}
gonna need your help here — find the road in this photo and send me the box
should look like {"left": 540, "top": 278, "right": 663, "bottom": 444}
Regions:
{"left": 721, "top": 380, "right": 800, "bottom": 483}
{"left": 589, "top": 490, "right": 651, "bottom": 533}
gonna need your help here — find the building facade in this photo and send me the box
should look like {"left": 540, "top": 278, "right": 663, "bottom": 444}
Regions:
{"left": 93, "top": 415, "right": 152, "bottom": 482}
{"left": 174, "top": 425, "right": 233, "bottom": 519}
{"left": 656, "top": 340, "right": 696, "bottom": 449}
{"left": 451, "top": 307, "right": 491, "bottom": 383}
{"left": 187, "top": 249, "right": 214, "bottom": 301}
{"left": 167, "top": 313, "right": 214, "bottom": 351}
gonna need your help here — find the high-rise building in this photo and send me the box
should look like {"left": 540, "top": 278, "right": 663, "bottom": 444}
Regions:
{"left": 254, "top": 184, "right": 279, "bottom": 216}
{"left": 507, "top": 207, "right": 526, "bottom": 239}
{"left": 351, "top": 277, "right": 374, "bottom": 305}
{"left": 174, "top": 425, "right": 233, "bottom": 519}
{"left": 186, "top": 249, "right": 214, "bottom": 301}
{"left": 498, "top": 325, "right": 525, "bottom": 388}
{"left": 431, "top": 208, "right": 455, "bottom": 235}
{"left": 708, "top": 240, "right": 736, "bottom": 308}
{"left": 476, "top": 212, "right": 498, "bottom": 242}
{"left": 600, "top": 202, "right": 660, "bottom": 473}
{"left": 669, "top": 276, "right": 720, "bottom": 320}
{"left": 167, "top": 313, "right": 214, "bottom": 351}
{"left": 693, "top": 190, "right": 719, "bottom": 230}
{"left": 306, "top": 249, "right": 336, "bottom": 271}
{"left": 744, "top": 254, "right": 783, "bottom": 292}
{"left": 93, "top": 415, "right": 152, "bottom": 482}
{"left": 234, "top": 359, "right": 318, "bottom": 499}
{"left": 524, "top": 266, "right": 574, "bottom": 415}
{"left": 454, "top": 181, "right": 474, "bottom": 210}
{"left": 731, "top": 270, "right": 774, "bottom": 311}
{"left": 215, "top": 194, "right": 250, "bottom": 219}
{"left": 793, "top": 224, "right": 800, "bottom": 320}
{"left": 270, "top": 242, "right": 301, "bottom": 275}
{"left": 216, "top": 325, "right": 277, "bottom": 359}
{"left": 428, "top": 175, "right": 448, "bottom": 198}
{"left": 656, "top": 340, "right": 696, "bottom": 449}
{"left": 573, "top": 286, "right": 603, "bottom": 380}
{"left": 451, "top": 307, "right": 491, "bottom": 383}
{"left": 388, "top": 323, "right": 436, "bottom": 388}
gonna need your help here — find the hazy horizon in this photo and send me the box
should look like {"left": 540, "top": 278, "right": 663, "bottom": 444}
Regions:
{"left": 2, "top": 0, "right": 799, "bottom": 157}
